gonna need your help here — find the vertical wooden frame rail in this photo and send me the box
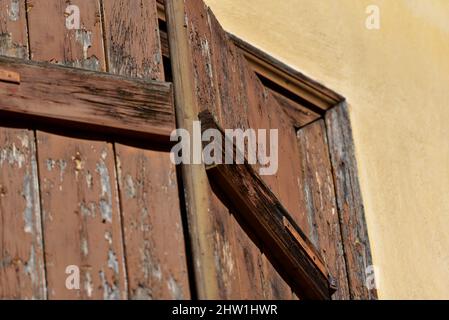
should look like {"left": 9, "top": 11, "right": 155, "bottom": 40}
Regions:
{"left": 165, "top": 0, "right": 221, "bottom": 300}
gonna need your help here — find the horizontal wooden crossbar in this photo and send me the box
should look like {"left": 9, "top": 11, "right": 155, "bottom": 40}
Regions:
{"left": 0, "top": 56, "right": 175, "bottom": 140}
{"left": 198, "top": 110, "right": 336, "bottom": 300}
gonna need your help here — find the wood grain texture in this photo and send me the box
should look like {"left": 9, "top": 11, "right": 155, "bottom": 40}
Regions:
{"left": 27, "top": 2, "right": 127, "bottom": 300}
{"left": 102, "top": 0, "right": 164, "bottom": 80}
{"left": 115, "top": 145, "right": 189, "bottom": 300}
{"left": 193, "top": 4, "right": 256, "bottom": 299}
{"left": 0, "top": 127, "right": 46, "bottom": 299}
{"left": 297, "top": 119, "right": 350, "bottom": 300}
{"left": 0, "top": 0, "right": 28, "bottom": 58}
{"left": 325, "top": 102, "right": 377, "bottom": 300}
{"left": 27, "top": 0, "right": 105, "bottom": 70}
{"left": 199, "top": 110, "right": 333, "bottom": 300}
{"left": 0, "top": 0, "right": 46, "bottom": 299}
{"left": 104, "top": 0, "right": 190, "bottom": 299}
{"left": 0, "top": 57, "right": 175, "bottom": 140}
{"left": 166, "top": 0, "right": 221, "bottom": 299}
{"left": 37, "top": 133, "right": 127, "bottom": 299}
{"left": 179, "top": 0, "right": 302, "bottom": 299}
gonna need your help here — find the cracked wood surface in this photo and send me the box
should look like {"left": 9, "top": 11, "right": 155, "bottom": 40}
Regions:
{"left": 1, "top": 0, "right": 188, "bottom": 300}
{"left": 0, "top": 0, "right": 46, "bottom": 299}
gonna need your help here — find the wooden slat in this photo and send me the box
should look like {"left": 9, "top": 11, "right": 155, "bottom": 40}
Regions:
{"left": 103, "top": 0, "right": 190, "bottom": 300}
{"left": 297, "top": 120, "right": 350, "bottom": 299}
{"left": 27, "top": 0, "right": 105, "bottom": 71}
{"left": 325, "top": 102, "right": 377, "bottom": 300}
{"left": 0, "top": 0, "right": 28, "bottom": 58}
{"left": 199, "top": 110, "right": 333, "bottom": 300}
{"left": 27, "top": 0, "right": 127, "bottom": 300}
{"left": 114, "top": 146, "right": 189, "bottom": 299}
{"left": 0, "top": 0, "right": 46, "bottom": 299}
{"left": 0, "top": 57, "right": 175, "bottom": 140}
{"left": 37, "top": 133, "right": 126, "bottom": 299}
{"left": 0, "top": 127, "right": 46, "bottom": 299}
{"left": 102, "top": 0, "right": 164, "bottom": 80}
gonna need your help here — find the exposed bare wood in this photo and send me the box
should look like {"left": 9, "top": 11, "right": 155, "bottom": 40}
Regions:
{"left": 0, "top": 128, "right": 46, "bottom": 299}
{"left": 0, "top": 0, "right": 46, "bottom": 300}
{"left": 102, "top": 0, "right": 164, "bottom": 80}
{"left": 199, "top": 110, "right": 334, "bottom": 300}
{"left": 115, "top": 145, "right": 190, "bottom": 299}
{"left": 297, "top": 120, "right": 350, "bottom": 299}
{"left": 0, "top": 57, "right": 175, "bottom": 140}
{"left": 103, "top": 0, "right": 191, "bottom": 300}
{"left": 0, "top": 0, "right": 28, "bottom": 58}
{"left": 165, "top": 0, "right": 220, "bottom": 300}
{"left": 0, "top": 68, "right": 20, "bottom": 83}
{"left": 325, "top": 102, "right": 377, "bottom": 300}
{"left": 37, "top": 133, "right": 127, "bottom": 299}
{"left": 26, "top": 0, "right": 105, "bottom": 71}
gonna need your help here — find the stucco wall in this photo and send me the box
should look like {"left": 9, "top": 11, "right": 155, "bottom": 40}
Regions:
{"left": 204, "top": 0, "right": 449, "bottom": 299}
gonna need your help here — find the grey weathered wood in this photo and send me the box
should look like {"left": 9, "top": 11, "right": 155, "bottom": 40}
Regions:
{"left": 0, "top": 56, "right": 175, "bottom": 140}
{"left": 325, "top": 102, "right": 377, "bottom": 300}
{"left": 297, "top": 119, "right": 350, "bottom": 300}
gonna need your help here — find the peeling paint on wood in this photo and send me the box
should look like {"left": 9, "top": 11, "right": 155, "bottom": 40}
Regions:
{"left": 8, "top": 0, "right": 20, "bottom": 22}
{"left": 26, "top": 0, "right": 105, "bottom": 71}
{"left": 297, "top": 119, "right": 350, "bottom": 300}
{"left": 36, "top": 133, "right": 127, "bottom": 299}
{"left": 102, "top": 0, "right": 164, "bottom": 80}
{"left": 325, "top": 102, "right": 377, "bottom": 300}
{"left": 0, "top": 0, "right": 28, "bottom": 58}
{"left": 0, "top": 128, "right": 46, "bottom": 299}
{"left": 115, "top": 145, "right": 190, "bottom": 300}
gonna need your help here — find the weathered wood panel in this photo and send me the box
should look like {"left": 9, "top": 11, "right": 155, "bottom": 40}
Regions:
{"left": 297, "top": 119, "right": 350, "bottom": 300}
{"left": 0, "top": 0, "right": 46, "bottom": 299}
{"left": 325, "top": 102, "right": 377, "bottom": 300}
{"left": 26, "top": 0, "right": 126, "bottom": 300}
{"left": 102, "top": 0, "right": 164, "bottom": 80}
{"left": 0, "top": 57, "right": 175, "bottom": 140}
{"left": 103, "top": 0, "right": 190, "bottom": 300}
{"left": 36, "top": 133, "right": 126, "bottom": 299}
{"left": 0, "top": 127, "right": 46, "bottom": 299}
{"left": 172, "top": 0, "right": 315, "bottom": 299}
{"left": 0, "top": 0, "right": 28, "bottom": 58}
{"left": 27, "top": 0, "right": 105, "bottom": 70}
{"left": 210, "top": 5, "right": 295, "bottom": 300}
{"left": 199, "top": 110, "right": 333, "bottom": 300}
{"left": 114, "top": 145, "right": 189, "bottom": 300}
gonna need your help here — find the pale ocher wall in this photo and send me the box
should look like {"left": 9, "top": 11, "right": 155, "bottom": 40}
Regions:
{"left": 204, "top": 0, "right": 449, "bottom": 299}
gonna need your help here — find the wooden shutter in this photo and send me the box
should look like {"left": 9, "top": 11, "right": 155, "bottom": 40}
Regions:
{"left": 0, "top": 0, "right": 189, "bottom": 300}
